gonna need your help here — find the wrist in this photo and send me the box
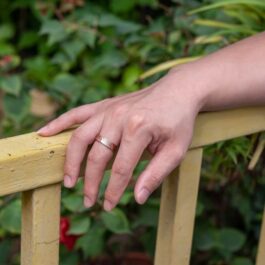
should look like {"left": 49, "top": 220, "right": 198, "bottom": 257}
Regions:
{"left": 166, "top": 59, "right": 218, "bottom": 114}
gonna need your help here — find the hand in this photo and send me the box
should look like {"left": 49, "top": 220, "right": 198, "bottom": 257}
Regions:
{"left": 37, "top": 66, "right": 206, "bottom": 211}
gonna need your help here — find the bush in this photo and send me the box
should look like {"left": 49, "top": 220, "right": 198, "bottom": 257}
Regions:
{"left": 0, "top": 0, "right": 264, "bottom": 264}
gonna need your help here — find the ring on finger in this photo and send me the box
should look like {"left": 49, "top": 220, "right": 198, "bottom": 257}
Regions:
{"left": 95, "top": 134, "right": 117, "bottom": 152}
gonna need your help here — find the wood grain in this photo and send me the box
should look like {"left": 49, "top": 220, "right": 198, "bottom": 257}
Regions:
{"left": 21, "top": 184, "right": 61, "bottom": 265}
{"left": 0, "top": 107, "right": 264, "bottom": 196}
{"left": 154, "top": 148, "right": 203, "bottom": 265}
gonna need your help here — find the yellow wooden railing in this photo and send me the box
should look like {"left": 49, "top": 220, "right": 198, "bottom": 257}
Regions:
{"left": 0, "top": 107, "right": 265, "bottom": 265}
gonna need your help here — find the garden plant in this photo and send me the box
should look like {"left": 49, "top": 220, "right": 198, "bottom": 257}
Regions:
{"left": 0, "top": 0, "right": 264, "bottom": 264}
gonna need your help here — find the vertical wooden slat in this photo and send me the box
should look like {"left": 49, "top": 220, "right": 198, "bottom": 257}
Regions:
{"left": 154, "top": 148, "right": 203, "bottom": 265}
{"left": 21, "top": 183, "right": 61, "bottom": 265}
{"left": 256, "top": 208, "right": 265, "bottom": 265}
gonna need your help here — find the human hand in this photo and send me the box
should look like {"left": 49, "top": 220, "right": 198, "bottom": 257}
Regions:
{"left": 37, "top": 65, "right": 207, "bottom": 211}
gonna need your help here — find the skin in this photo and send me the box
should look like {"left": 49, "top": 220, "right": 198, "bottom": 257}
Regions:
{"left": 38, "top": 32, "right": 265, "bottom": 211}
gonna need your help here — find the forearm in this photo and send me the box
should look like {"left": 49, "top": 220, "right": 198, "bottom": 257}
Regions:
{"left": 173, "top": 32, "right": 265, "bottom": 112}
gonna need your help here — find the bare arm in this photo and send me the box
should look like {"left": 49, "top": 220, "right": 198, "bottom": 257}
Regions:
{"left": 184, "top": 31, "right": 265, "bottom": 110}
{"left": 38, "top": 33, "right": 265, "bottom": 211}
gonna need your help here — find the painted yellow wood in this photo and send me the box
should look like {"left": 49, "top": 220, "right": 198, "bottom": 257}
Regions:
{"left": 248, "top": 134, "right": 265, "bottom": 170}
{"left": 0, "top": 132, "right": 70, "bottom": 196}
{"left": 21, "top": 183, "right": 61, "bottom": 265}
{"left": 256, "top": 208, "right": 265, "bottom": 265}
{"left": 0, "top": 107, "right": 264, "bottom": 196}
{"left": 154, "top": 148, "right": 203, "bottom": 265}
{"left": 191, "top": 107, "right": 265, "bottom": 148}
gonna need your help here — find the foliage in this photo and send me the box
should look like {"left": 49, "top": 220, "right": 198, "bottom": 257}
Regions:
{"left": 0, "top": 0, "right": 264, "bottom": 264}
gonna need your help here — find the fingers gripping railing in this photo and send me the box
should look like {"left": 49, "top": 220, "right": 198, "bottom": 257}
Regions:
{"left": 0, "top": 107, "right": 264, "bottom": 265}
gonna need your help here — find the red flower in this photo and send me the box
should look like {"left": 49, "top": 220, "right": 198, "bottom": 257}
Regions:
{"left": 3, "top": 55, "right": 12, "bottom": 63}
{"left": 0, "top": 55, "right": 12, "bottom": 68}
{"left": 60, "top": 217, "right": 79, "bottom": 251}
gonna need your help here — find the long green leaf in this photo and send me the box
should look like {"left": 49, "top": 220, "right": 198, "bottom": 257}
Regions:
{"left": 194, "top": 19, "right": 256, "bottom": 34}
{"left": 189, "top": 0, "right": 265, "bottom": 14}
{"left": 139, "top": 56, "right": 201, "bottom": 80}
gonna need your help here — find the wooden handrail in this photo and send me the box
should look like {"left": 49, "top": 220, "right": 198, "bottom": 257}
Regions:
{"left": 0, "top": 107, "right": 264, "bottom": 196}
{"left": 0, "top": 106, "right": 264, "bottom": 265}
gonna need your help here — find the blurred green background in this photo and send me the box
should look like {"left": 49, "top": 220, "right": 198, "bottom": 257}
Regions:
{"left": 0, "top": 0, "right": 264, "bottom": 264}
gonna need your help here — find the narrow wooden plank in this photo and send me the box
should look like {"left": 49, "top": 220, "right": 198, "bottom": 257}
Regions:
{"left": 21, "top": 183, "right": 61, "bottom": 265}
{"left": 154, "top": 148, "right": 203, "bottom": 265}
{"left": 191, "top": 107, "right": 265, "bottom": 148}
{"left": 0, "top": 107, "right": 264, "bottom": 196}
{"left": 256, "top": 208, "right": 265, "bottom": 265}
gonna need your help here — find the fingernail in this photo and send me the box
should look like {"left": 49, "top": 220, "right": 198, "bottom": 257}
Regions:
{"left": 137, "top": 188, "right": 150, "bottom": 204}
{"left": 104, "top": 200, "right": 113, "bottom": 211}
{"left": 84, "top": 196, "right": 93, "bottom": 208}
{"left": 64, "top": 175, "right": 73, "bottom": 188}
{"left": 37, "top": 126, "right": 47, "bottom": 135}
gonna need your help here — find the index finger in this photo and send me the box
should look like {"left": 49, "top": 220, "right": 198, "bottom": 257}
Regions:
{"left": 37, "top": 103, "right": 101, "bottom": 136}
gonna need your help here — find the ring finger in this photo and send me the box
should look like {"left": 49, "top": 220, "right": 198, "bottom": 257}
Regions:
{"left": 83, "top": 118, "right": 122, "bottom": 208}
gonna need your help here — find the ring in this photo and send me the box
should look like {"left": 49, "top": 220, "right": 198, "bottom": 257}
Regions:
{"left": 95, "top": 134, "right": 117, "bottom": 152}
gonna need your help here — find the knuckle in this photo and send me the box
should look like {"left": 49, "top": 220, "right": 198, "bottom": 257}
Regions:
{"left": 111, "top": 104, "right": 128, "bottom": 117}
{"left": 61, "top": 109, "right": 76, "bottom": 122}
{"left": 174, "top": 148, "right": 185, "bottom": 162}
{"left": 64, "top": 166, "right": 77, "bottom": 177}
{"left": 67, "top": 108, "right": 78, "bottom": 120}
{"left": 126, "top": 113, "right": 147, "bottom": 135}
{"left": 104, "top": 190, "right": 118, "bottom": 203}
{"left": 149, "top": 174, "right": 162, "bottom": 188}
{"left": 71, "top": 129, "right": 86, "bottom": 143}
{"left": 84, "top": 186, "right": 97, "bottom": 198}
{"left": 87, "top": 152, "right": 101, "bottom": 165}
{"left": 112, "top": 164, "right": 129, "bottom": 178}
{"left": 64, "top": 159, "right": 79, "bottom": 175}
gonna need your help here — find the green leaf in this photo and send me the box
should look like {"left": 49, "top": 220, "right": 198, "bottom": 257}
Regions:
{"left": 82, "top": 86, "right": 110, "bottom": 104}
{"left": 77, "top": 28, "right": 97, "bottom": 48}
{"left": 3, "top": 92, "right": 31, "bottom": 123}
{"left": 196, "top": 201, "right": 205, "bottom": 217}
{"left": 62, "top": 39, "right": 85, "bottom": 61}
{"left": 59, "top": 251, "right": 79, "bottom": 265}
{"left": 62, "top": 194, "right": 85, "bottom": 212}
{"left": 227, "top": 148, "right": 238, "bottom": 164}
{"left": 232, "top": 257, "right": 253, "bottom": 265}
{"left": 0, "top": 75, "right": 22, "bottom": 96}
{"left": 137, "top": 0, "right": 158, "bottom": 6}
{"left": 50, "top": 73, "right": 84, "bottom": 100}
{"left": 68, "top": 216, "right": 91, "bottom": 235}
{"left": 0, "top": 200, "right": 21, "bottom": 234}
{"left": 0, "top": 240, "right": 12, "bottom": 264}
{"left": 122, "top": 65, "right": 141, "bottom": 86}
{"left": 189, "top": 0, "right": 265, "bottom": 15}
{"left": 133, "top": 205, "right": 159, "bottom": 228}
{"left": 76, "top": 224, "right": 105, "bottom": 258}
{"left": 110, "top": 0, "right": 136, "bottom": 13}
{"left": 0, "top": 24, "right": 14, "bottom": 40}
{"left": 93, "top": 50, "right": 128, "bottom": 70}
{"left": 119, "top": 191, "right": 134, "bottom": 205}
{"left": 140, "top": 229, "right": 157, "bottom": 257}
{"left": 194, "top": 227, "right": 217, "bottom": 251}
{"left": 98, "top": 14, "right": 141, "bottom": 34}
{"left": 101, "top": 208, "right": 130, "bottom": 234}
{"left": 0, "top": 43, "right": 15, "bottom": 56}
{"left": 217, "top": 228, "right": 246, "bottom": 252}
{"left": 18, "top": 31, "right": 39, "bottom": 49}
{"left": 40, "top": 19, "right": 67, "bottom": 45}
{"left": 24, "top": 56, "right": 55, "bottom": 83}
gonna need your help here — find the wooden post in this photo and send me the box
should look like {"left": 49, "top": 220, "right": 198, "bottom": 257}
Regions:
{"left": 154, "top": 148, "right": 203, "bottom": 265}
{"left": 256, "top": 208, "right": 265, "bottom": 265}
{"left": 21, "top": 183, "right": 61, "bottom": 265}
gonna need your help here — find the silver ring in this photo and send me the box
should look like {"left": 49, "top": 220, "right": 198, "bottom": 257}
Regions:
{"left": 95, "top": 134, "right": 117, "bottom": 152}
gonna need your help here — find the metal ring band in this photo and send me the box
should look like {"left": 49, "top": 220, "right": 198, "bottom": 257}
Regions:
{"left": 95, "top": 134, "right": 117, "bottom": 152}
